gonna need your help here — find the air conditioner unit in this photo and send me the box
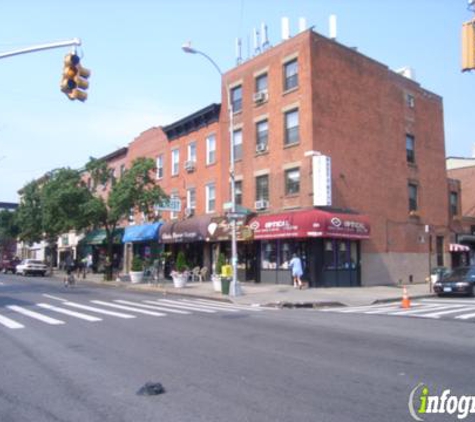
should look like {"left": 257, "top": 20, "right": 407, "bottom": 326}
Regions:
{"left": 253, "top": 90, "right": 268, "bottom": 103}
{"left": 254, "top": 200, "right": 269, "bottom": 210}
{"left": 184, "top": 161, "right": 195, "bottom": 172}
{"left": 256, "top": 143, "right": 267, "bottom": 153}
{"left": 184, "top": 208, "right": 194, "bottom": 218}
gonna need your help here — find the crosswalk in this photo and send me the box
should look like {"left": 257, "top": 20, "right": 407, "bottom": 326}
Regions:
{"left": 320, "top": 298, "right": 475, "bottom": 322}
{"left": 0, "top": 296, "right": 270, "bottom": 330}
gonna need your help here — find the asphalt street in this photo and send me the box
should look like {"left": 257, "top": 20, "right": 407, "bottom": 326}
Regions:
{"left": 0, "top": 273, "right": 473, "bottom": 422}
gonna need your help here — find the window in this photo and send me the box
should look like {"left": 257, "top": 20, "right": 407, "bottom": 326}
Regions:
{"left": 408, "top": 183, "right": 418, "bottom": 212}
{"left": 285, "top": 109, "right": 299, "bottom": 145}
{"left": 206, "top": 134, "right": 216, "bottom": 165}
{"left": 156, "top": 155, "right": 163, "bottom": 179}
{"left": 450, "top": 191, "right": 459, "bottom": 216}
{"left": 255, "top": 73, "right": 268, "bottom": 94}
{"left": 234, "top": 180, "right": 243, "bottom": 206}
{"left": 406, "top": 134, "right": 415, "bottom": 164}
{"left": 284, "top": 59, "right": 298, "bottom": 91}
{"left": 256, "top": 175, "right": 269, "bottom": 201}
{"left": 170, "top": 192, "right": 179, "bottom": 219}
{"left": 120, "top": 164, "right": 126, "bottom": 177}
{"left": 187, "top": 142, "right": 197, "bottom": 163}
{"left": 262, "top": 241, "right": 277, "bottom": 269}
{"left": 406, "top": 93, "right": 415, "bottom": 108}
{"left": 285, "top": 168, "right": 300, "bottom": 195}
{"left": 436, "top": 236, "right": 444, "bottom": 267}
{"left": 231, "top": 85, "right": 242, "bottom": 113}
{"left": 256, "top": 120, "right": 268, "bottom": 150}
{"left": 187, "top": 188, "right": 196, "bottom": 210}
{"left": 233, "top": 129, "right": 243, "bottom": 161}
{"left": 171, "top": 149, "right": 179, "bottom": 176}
{"left": 206, "top": 183, "right": 216, "bottom": 213}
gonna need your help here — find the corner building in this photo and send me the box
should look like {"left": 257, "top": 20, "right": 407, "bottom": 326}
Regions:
{"left": 216, "top": 29, "right": 449, "bottom": 287}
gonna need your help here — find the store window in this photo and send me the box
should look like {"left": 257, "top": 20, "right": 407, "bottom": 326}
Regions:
{"left": 262, "top": 241, "right": 277, "bottom": 269}
{"left": 324, "top": 239, "right": 358, "bottom": 270}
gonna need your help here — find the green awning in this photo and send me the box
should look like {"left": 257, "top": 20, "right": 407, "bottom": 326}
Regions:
{"left": 80, "top": 228, "right": 124, "bottom": 245}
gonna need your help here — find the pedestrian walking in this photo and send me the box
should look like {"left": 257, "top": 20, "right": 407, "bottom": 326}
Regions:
{"left": 289, "top": 253, "right": 303, "bottom": 289}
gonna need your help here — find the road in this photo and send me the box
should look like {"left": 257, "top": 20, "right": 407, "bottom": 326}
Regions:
{"left": 1, "top": 273, "right": 473, "bottom": 422}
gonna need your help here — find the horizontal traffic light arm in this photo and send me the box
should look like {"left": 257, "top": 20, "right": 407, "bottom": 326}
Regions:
{"left": 0, "top": 38, "right": 81, "bottom": 60}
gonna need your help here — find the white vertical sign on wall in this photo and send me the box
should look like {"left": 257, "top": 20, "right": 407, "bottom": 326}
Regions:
{"left": 312, "top": 155, "right": 332, "bottom": 206}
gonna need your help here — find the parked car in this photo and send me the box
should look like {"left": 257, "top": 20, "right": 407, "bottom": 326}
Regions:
{"left": 15, "top": 259, "right": 48, "bottom": 276}
{"left": 1, "top": 257, "right": 21, "bottom": 274}
{"left": 429, "top": 266, "right": 450, "bottom": 284}
{"left": 433, "top": 266, "right": 475, "bottom": 297}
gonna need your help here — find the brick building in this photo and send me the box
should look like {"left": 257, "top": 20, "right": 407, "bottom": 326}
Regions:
{"left": 86, "top": 28, "right": 453, "bottom": 287}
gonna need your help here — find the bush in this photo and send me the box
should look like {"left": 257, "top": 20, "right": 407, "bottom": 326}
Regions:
{"left": 131, "top": 255, "right": 144, "bottom": 272}
{"left": 175, "top": 251, "right": 188, "bottom": 273}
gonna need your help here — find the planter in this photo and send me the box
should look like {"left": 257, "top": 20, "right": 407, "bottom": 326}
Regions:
{"left": 212, "top": 274, "right": 221, "bottom": 292}
{"left": 172, "top": 272, "right": 188, "bottom": 288}
{"left": 130, "top": 271, "right": 144, "bottom": 284}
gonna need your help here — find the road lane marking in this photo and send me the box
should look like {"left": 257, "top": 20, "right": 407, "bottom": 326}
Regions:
{"left": 114, "top": 300, "right": 191, "bottom": 315}
{"left": 323, "top": 302, "right": 422, "bottom": 313}
{"left": 0, "top": 313, "right": 24, "bottom": 329}
{"left": 388, "top": 305, "right": 446, "bottom": 315}
{"left": 37, "top": 303, "right": 102, "bottom": 322}
{"left": 455, "top": 312, "right": 475, "bottom": 320}
{"left": 7, "top": 305, "right": 65, "bottom": 325}
{"left": 190, "top": 299, "right": 264, "bottom": 312}
{"left": 147, "top": 299, "right": 216, "bottom": 313}
{"left": 413, "top": 306, "right": 475, "bottom": 319}
{"left": 421, "top": 299, "right": 475, "bottom": 305}
{"left": 90, "top": 301, "right": 166, "bottom": 316}
{"left": 64, "top": 302, "right": 136, "bottom": 318}
{"left": 42, "top": 294, "right": 67, "bottom": 302}
{"left": 178, "top": 299, "right": 239, "bottom": 312}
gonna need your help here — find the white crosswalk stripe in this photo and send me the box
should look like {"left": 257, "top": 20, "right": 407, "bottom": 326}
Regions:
{"left": 0, "top": 298, "right": 270, "bottom": 330}
{"left": 7, "top": 305, "right": 65, "bottom": 325}
{"left": 320, "top": 299, "right": 475, "bottom": 321}
{"left": 37, "top": 303, "right": 102, "bottom": 322}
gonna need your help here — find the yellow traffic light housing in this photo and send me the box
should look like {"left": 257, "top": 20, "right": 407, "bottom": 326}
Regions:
{"left": 60, "top": 53, "right": 91, "bottom": 101}
{"left": 462, "top": 19, "right": 475, "bottom": 72}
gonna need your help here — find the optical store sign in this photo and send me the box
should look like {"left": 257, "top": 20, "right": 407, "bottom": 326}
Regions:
{"left": 409, "top": 383, "right": 475, "bottom": 420}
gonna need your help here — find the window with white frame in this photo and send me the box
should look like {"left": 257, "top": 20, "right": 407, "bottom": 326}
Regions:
{"left": 284, "top": 58, "right": 298, "bottom": 91}
{"left": 255, "top": 73, "right": 268, "bottom": 94}
{"left": 206, "top": 183, "right": 216, "bottom": 213}
{"left": 284, "top": 109, "right": 299, "bottom": 146}
{"left": 256, "top": 119, "right": 269, "bottom": 150}
{"left": 206, "top": 134, "right": 216, "bottom": 165}
{"left": 156, "top": 155, "right": 164, "bottom": 179}
{"left": 231, "top": 85, "right": 242, "bottom": 113}
{"left": 170, "top": 192, "right": 179, "bottom": 219}
{"left": 256, "top": 175, "right": 269, "bottom": 201}
{"left": 285, "top": 168, "right": 300, "bottom": 195}
{"left": 233, "top": 128, "right": 243, "bottom": 161}
{"left": 188, "top": 142, "right": 197, "bottom": 163}
{"left": 187, "top": 187, "right": 196, "bottom": 210}
{"left": 171, "top": 149, "right": 180, "bottom": 176}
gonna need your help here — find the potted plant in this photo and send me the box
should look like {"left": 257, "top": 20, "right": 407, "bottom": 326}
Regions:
{"left": 130, "top": 255, "right": 144, "bottom": 284}
{"left": 171, "top": 251, "right": 189, "bottom": 288}
{"left": 212, "top": 253, "right": 226, "bottom": 292}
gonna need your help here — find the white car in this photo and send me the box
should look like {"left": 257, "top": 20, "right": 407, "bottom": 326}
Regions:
{"left": 16, "top": 259, "right": 47, "bottom": 276}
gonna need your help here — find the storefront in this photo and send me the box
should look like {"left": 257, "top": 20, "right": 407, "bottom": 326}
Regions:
{"left": 449, "top": 242, "right": 470, "bottom": 267}
{"left": 248, "top": 208, "right": 370, "bottom": 287}
{"left": 122, "top": 222, "right": 162, "bottom": 272}
{"left": 78, "top": 228, "right": 124, "bottom": 273}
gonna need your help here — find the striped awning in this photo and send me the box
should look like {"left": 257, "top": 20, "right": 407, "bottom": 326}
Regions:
{"left": 449, "top": 243, "right": 470, "bottom": 252}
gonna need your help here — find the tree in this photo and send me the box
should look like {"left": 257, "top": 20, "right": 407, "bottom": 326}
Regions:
{"left": 0, "top": 209, "right": 20, "bottom": 260}
{"left": 16, "top": 179, "right": 44, "bottom": 245}
{"left": 85, "top": 156, "right": 168, "bottom": 280}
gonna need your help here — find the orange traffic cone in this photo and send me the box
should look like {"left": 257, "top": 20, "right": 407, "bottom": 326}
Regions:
{"left": 401, "top": 286, "right": 411, "bottom": 309}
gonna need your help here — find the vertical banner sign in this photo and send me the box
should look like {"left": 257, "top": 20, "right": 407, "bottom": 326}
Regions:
{"left": 312, "top": 155, "right": 332, "bottom": 206}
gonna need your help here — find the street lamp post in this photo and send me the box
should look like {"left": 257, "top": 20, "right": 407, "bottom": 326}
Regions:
{"left": 182, "top": 42, "right": 241, "bottom": 296}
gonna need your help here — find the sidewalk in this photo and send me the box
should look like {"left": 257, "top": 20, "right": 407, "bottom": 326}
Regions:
{"left": 56, "top": 271, "right": 434, "bottom": 308}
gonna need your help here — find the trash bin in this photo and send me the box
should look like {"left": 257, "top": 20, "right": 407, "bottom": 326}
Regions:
{"left": 221, "top": 277, "right": 231, "bottom": 295}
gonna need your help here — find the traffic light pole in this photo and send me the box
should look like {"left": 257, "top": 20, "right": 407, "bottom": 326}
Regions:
{"left": 0, "top": 38, "right": 81, "bottom": 60}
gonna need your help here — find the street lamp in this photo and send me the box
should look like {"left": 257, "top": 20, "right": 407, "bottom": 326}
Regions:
{"left": 182, "top": 42, "right": 241, "bottom": 296}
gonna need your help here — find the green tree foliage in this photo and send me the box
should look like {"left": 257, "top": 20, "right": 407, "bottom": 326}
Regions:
{"left": 16, "top": 179, "right": 43, "bottom": 244}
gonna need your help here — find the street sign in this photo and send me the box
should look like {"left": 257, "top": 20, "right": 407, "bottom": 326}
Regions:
{"left": 226, "top": 212, "right": 247, "bottom": 220}
{"left": 154, "top": 198, "right": 181, "bottom": 212}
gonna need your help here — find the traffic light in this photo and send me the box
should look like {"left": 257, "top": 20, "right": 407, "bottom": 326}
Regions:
{"left": 60, "top": 53, "right": 91, "bottom": 101}
{"left": 462, "top": 19, "right": 475, "bottom": 72}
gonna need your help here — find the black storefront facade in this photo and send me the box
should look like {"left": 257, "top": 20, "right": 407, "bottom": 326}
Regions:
{"left": 248, "top": 208, "right": 371, "bottom": 288}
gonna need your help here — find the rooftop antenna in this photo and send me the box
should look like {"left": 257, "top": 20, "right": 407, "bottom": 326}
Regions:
{"left": 299, "top": 17, "right": 307, "bottom": 33}
{"left": 261, "top": 22, "right": 270, "bottom": 50}
{"left": 253, "top": 28, "right": 261, "bottom": 56}
{"left": 282, "top": 17, "right": 290, "bottom": 40}
{"left": 235, "top": 38, "right": 242, "bottom": 65}
{"left": 329, "top": 14, "right": 337, "bottom": 40}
